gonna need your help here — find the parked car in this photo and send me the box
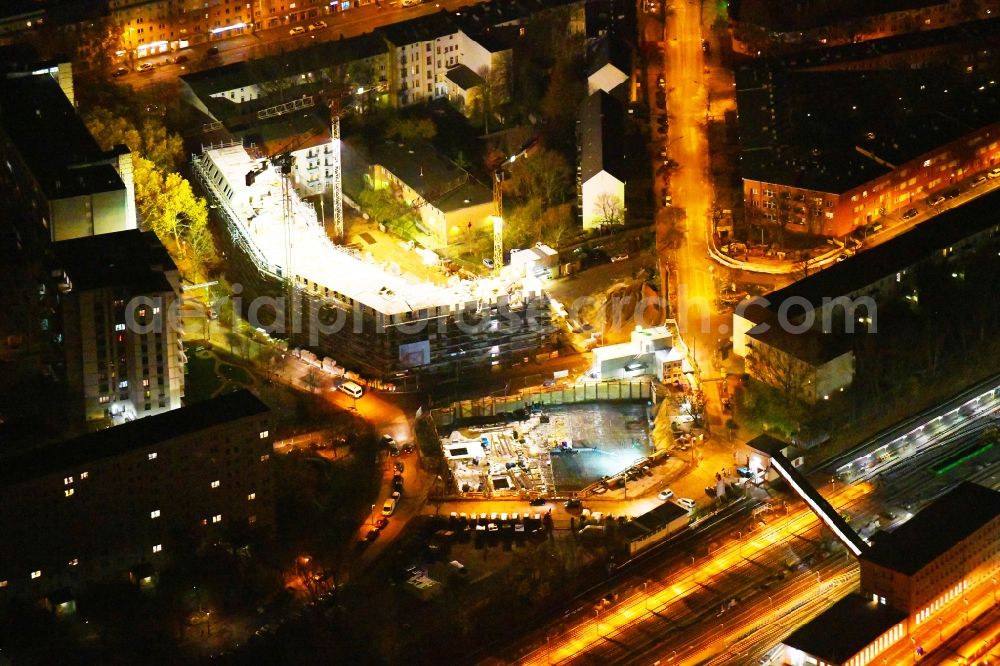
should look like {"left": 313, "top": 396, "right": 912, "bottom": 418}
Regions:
{"left": 205, "top": 46, "right": 220, "bottom": 56}
{"left": 657, "top": 75, "right": 665, "bottom": 89}
{"left": 928, "top": 194, "right": 946, "bottom": 206}
{"left": 365, "top": 528, "right": 380, "bottom": 542}
{"left": 564, "top": 498, "right": 582, "bottom": 509}
{"left": 308, "top": 21, "right": 327, "bottom": 30}
{"left": 529, "top": 498, "right": 548, "bottom": 506}
{"left": 382, "top": 498, "right": 397, "bottom": 516}
{"left": 676, "top": 497, "right": 696, "bottom": 510}
{"left": 402, "top": 443, "right": 415, "bottom": 454}
{"left": 482, "top": 257, "right": 495, "bottom": 269}
{"left": 943, "top": 187, "right": 960, "bottom": 199}
{"left": 137, "top": 62, "right": 154, "bottom": 72}
{"left": 664, "top": 195, "right": 673, "bottom": 206}
{"left": 375, "top": 517, "right": 389, "bottom": 530}
{"left": 989, "top": 167, "right": 1000, "bottom": 179}
{"left": 112, "top": 66, "right": 129, "bottom": 77}
{"left": 174, "top": 54, "right": 189, "bottom": 64}
{"left": 970, "top": 175, "right": 988, "bottom": 188}
{"left": 402, "top": 0, "right": 421, "bottom": 6}
{"left": 658, "top": 489, "right": 674, "bottom": 501}
{"left": 901, "top": 207, "right": 918, "bottom": 220}
{"left": 591, "top": 485, "right": 608, "bottom": 495}
{"left": 289, "top": 26, "right": 306, "bottom": 35}
{"left": 394, "top": 461, "right": 405, "bottom": 474}
{"left": 392, "top": 475, "right": 404, "bottom": 492}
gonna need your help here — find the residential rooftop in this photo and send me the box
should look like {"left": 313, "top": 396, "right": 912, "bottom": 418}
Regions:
{"left": 782, "top": 593, "right": 907, "bottom": 664}
{"left": 0, "top": 74, "right": 125, "bottom": 199}
{"left": 729, "top": 0, "right": 945, "bottom": 32}
{"left": 620, "top": 499, "right": 688, "bottom": 542}
{"left": 587, "top": 33, "right": 632, "bottom": 78}
{"left": 0, "top": 390, "right": 269, "bottom": 487}
{"left": 370, "top": 138, "right": 492, "bottom": 212}
{"left": 864, "top": 482, "right": 1000, "bottom": 576}
{"left": 783, "top": 16, "right": 1000, "bottom": 71}
{"left": 744, "top": 188, "right": 1000, "bottom": 319}
{"left": 747, "top": 321, "right": 853, "bottom": 364}
{"left": 445, "top": 64, "right": 484, "bottom": 91}
{"left": 52, "top": 230, "right": 176, "bottom": 294}
{"left": 736, "top": 61, "right": 1000, "bottom": 193}
{"left": 579, "top": 90, "right": 627, "bottom": 182}
{"left": 377, "top": 10, "right": 458, "bottom": 45}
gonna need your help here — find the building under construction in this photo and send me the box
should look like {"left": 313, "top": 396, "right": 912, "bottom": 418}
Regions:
{"left": 192, "top": 143, "right": 556, "bottom": 380}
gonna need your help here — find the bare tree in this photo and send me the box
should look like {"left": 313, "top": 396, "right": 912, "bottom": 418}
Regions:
{"left": 594, "top": 192, "right": 625, "bottom": 226}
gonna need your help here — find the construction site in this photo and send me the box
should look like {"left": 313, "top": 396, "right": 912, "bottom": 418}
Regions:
{"left": 192, "top": 137, "right": 556, "bottom": 380}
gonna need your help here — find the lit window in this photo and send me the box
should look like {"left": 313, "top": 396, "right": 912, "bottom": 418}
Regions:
{"left": 211, "top": 480, "right": 220, "bottom": 488}
{"left": 115, "top": 323, "right": 126, "bottom": 332}
{"left": 0, "top": 580, "right": 7, "bottom": 588}
{"left": 143, "top": 378, "right": 149, "bottom": 387}
{"left": 30, "top": 570, "right": 41, "bottom": 579}
{"left": 153, "top": 306, "right": 160, "bottom": 314}
{"left": 119, "top": 380, "right": 128, "bottom": 389}
{"left": 80, "top": 472, "right": 89, "bottom": 479}
{"left": 151, "top": 509, "right": 160, "bottom": 519}
{"left": 249, "top": 515, "right": 257, "bottom": 524}
{"left": 152, "top": 544, "right": 162, "bottom": 553}
{"left": 260, "top": 454, "right": 270, "bottom": 462}
{"left": 248, "top": 492, "right": 256, "bottom": 501}
{"left": 212, "top": 514, "right": 222, "bottom": 523}
{"left": 68, "top": 558, "right": 79, "bottom": 567}
{"left": 259, "top": 430, "right": 269, "bottom": 439}
{"left": 63, "top": 476, "right": 73, "bottom": 485}
{"left": 148, "top": 452, "right": 157, "bottom": 460}
{"left": 64, "top": 488, "right": 75, "bottom": 497}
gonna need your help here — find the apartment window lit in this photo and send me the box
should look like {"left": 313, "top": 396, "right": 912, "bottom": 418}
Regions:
{"left": 68, "top": 558, "right": 79, "bottom": 567}
{"left": 80, "top": 472, "right": 89, "bottom": 479}
{"left": 152, "top": 544, "right": 162, "bottom": 553}
{"left": 249, "top": 515, "right": 257, "bottom": 524}
{"left": 30, "top": 570, "right": 41, "bottom": 579}
{"left": 148, "top": 452, "right": 157, "bottom": 460}
{"left": 152, "top": 306, "right": 160, "bottom": 315}
{"left": 210, "top": 479, "right": 221, "bottom": 489}
{"left": 119, "top": 380, "right": 128, "bottom": 389}
{"left": 259, "top": 430, "right": 269, "bottom": 439}
{"left": 0, "top": 580, "right": 7, "bottom": 588}
{"left": 212, "top": 514, "right": 222, "bottom": 523}
{"left": 151, "top": 509, "right": 161, "bottom": 519}
{"left": 260, "top": 454, "right": 270, "bottom": 462}
{"left": 115, "top": 323, "right": 126, "bottom": 331}
{"left": 64, "top": 488, "right": 74, "bottom": 497}
{"left": 248, "top": 492, "right": 256, "bottom": 501}
{"left": 63, "top": 476, "right": 73, "bottom": 485}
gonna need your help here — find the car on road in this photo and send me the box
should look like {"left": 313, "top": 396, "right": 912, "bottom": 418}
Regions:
{"left": 943, "top": 187, "right": 960, "bottom": 199}
{"left": 137, "top": 62, "right": 154, "bottom": 72}
{"left": 112, "top": 67, "right": 129, "bottom": 77}
{"left": 564, "top": 498, "right": 583, "bottom": 509}
{"left": 205, "top": 46, "right": 219, "bottom": 56}
{"left": 382, "top": 498, "right": 397, "bottom": 516}
{"left": 174, "top": 54, "right": 189, "bottom": 64}
{"left": 928, "top": 194, "right": 946, "bottom": 206}
{"left": 375, "top": 517, "right": 389, "bottom": 530}
{"left": 610, "top": 254, "right": 628, "bottom": 263}
{"left": 989, "top": 167, "right": 1000, "bottom": 179}
{"left": 365, "top": 528, "right": 380, "bottom": 542}
{"left": 402, "top": 443, "right": 415, "bottom": 455}
{"left": 971, "top": 175, "right": 988, "bottom": 188}
{"left": 394, "top": 461, "right": 405, "bottom": 474}
{"left": 392, "top": 474, "right": 404, "bottom": 492}
{"left": 482, "top": 257, "right": 495, "bottom": 269}
{"left": 529, "top": 498, "right": 547, "bottom": 506}
{"left": 676, "top": 497, "right": 696, "bottom": 510}
{"left": 658, "top": 489, "right": 674, "bottom": 501}
{"left": 289, "top": 26, "right": 306, "bottom": 35}
{"left": 402, "top": 0, "right": 421, "bottom": 6}
{"left": 308, "top": 21, "right": 327, "bottom": 30}
{"left": 901, "top": 207, "right": 918, "bottom": 220}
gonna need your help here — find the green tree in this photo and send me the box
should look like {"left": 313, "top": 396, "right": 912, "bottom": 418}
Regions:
{"left": 133, "top": 156, "right": 211, "bottom": 260}
{"left": 506, "top": 148, "right": 572, "bottom": 206}
{"left": 387, "top": 117, "right": 436, "bottom": 142}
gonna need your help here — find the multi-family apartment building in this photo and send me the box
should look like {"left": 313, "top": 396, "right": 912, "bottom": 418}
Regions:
{"left": 54, "top": 230, "right": 185, "bottom": 425}
{"left": 736, "top": 58, "right": 1000, "bottom": 238}
{"left": 0, "top": 390, "right": 273, "bottom": 598}
{"left": 733, "top": 189, "right": 1000, "bottom": 401}
{"left": 0, "top": 55, "right": 137, "bottom": 249}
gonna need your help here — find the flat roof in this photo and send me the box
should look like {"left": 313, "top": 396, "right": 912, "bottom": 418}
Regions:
{"left": 580, "top": 91, "right": 627, "bottom": 183}
{"left": 782, "top": 593, "right": 907, "bottom": 664}
{"left": 377, "top": 10, "right": 458, "bottom": 45}
{"left": 747, "top": 320, "right": 853, "bottom": 364}
{"left": 736, "top": 62, "right": 1000, "bottom": 193}
{"left": 0, "top": 390, "right": 269, "bottom": 487}
{"left": 587, "top": 34, "right": 631, "bottom": 77}
{"left": 0, "top": 74, "right": 124, "bottom": 199}
{"left": 445, "top": 64, "right": 484, "bottom": 91}
{"left": 202, "top": 144, "right": 539, "bottom": 316}
{"left": 620, "top": 500, "right": 688, "bottom": 541}
{"left": 744, "top": 188, "right": 1000, "bottom": 319}
{"left": 53, "top": 230, "right": 176, "bottom": 294}
{"left": 864, "top": 482, "right": 1000, "bottom": 576}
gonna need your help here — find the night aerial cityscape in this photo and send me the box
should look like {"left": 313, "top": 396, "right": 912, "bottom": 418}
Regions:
{"left": 2, "top": 0, "right": 1000, "bottom": 664}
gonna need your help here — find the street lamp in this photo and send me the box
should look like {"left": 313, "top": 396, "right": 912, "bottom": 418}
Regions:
{"left": 937, "top": 617, "right": 943, "bottom": 642}
{"left": 370, "top": 503, "right": 376, "bottom": 526}
{"left": 594, "top": 608, "right": 600, "bottom": 636}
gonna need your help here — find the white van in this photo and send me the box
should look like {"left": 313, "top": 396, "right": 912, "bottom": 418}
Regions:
{"left": 338, "top": 381, "right": 364, "bottom": 399}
